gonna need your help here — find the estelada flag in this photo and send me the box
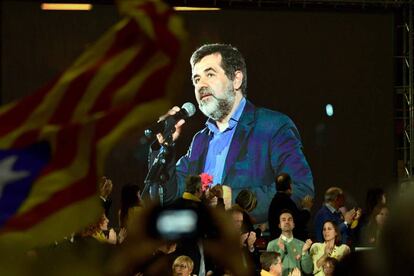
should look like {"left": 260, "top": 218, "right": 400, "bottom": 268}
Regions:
{"left": 0, "top": 0, "right": 186, "bottom": 249}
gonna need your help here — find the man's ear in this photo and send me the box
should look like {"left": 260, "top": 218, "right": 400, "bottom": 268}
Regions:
{"left": 233, "top": 70, "right": 243, "bottom": 91}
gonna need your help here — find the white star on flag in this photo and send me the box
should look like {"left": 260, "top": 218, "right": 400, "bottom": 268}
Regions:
{"left": 0, "top": 156, "right": 30, "bottom": 198}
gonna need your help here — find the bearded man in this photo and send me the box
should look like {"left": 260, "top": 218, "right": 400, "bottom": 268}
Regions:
{"left": 152, "top": 43, "right": 313, "bottom": 223}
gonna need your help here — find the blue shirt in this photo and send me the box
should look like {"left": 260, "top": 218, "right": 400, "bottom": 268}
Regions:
{"left": 203, "top": 97, "right": 246, "bottom": 185}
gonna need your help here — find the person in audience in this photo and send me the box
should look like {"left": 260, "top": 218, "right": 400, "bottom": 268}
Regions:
{"left": 174, "top": 175, "right": 203, "bottom": 206}
{"left": 259, "top": 252, "right": 301, "bottom": 276}
{"left": 235, "top": 189, "right": 258, "bottom": 232}
{"left": 266, "top": 210, "right": 313, "bottom": 276}
{"left": 310, "top": 220, "right": 350, "bottom": 276}
{"left": 99, "top": 176, "right": 113, "bottom": 218}
{"left": 361, "top": 203, "right": 389, "bottom": 246}
{"left": 268, "top": 173, "right": 312, "bottom": 241}
{"left": 379, "top": 178, "right": 414, "bottom": 275}
{"left": 354, "top": 187, "right": 386, "bottom": 245}
{"left": 229, "top": 205, "right": 260, "bottom": 275}
{"left": 80, "top": 213, "right": 117, "bottom": 245}
{"left": 322, "top": 257, "right": 338, "bottom": 276}
{"left": 365, "top": 188, "right": 386, "bottom": 219}
{"left": 313, "top": 187, "right": 358, "bottom": 244}
{"left": 170, "top": 175, "right": 211, "bottom": 275}
{"left": 235, "top": 189, "right": 268, "bottom": 249}
{"left": 119, "top": 183, "right": 143, "bottom": 228}
{"left": 259, "top": 252, "right": 283, "bottom": 276}
{"left": 172, "top": 255, "right": 195, "bottom": 276}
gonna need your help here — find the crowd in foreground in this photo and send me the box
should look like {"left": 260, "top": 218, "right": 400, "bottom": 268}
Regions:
{"left": 35, "top": 171, "right": 400, "bottom": 276}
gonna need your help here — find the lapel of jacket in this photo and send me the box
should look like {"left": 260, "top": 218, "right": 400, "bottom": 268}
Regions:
{"left": 190, "top": 128, "right": 211, "bottom": 174}
{"left": 221, "top": 100, "right": 256, "bottom": 183}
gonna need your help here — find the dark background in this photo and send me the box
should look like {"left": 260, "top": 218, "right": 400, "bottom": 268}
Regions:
{"left": 1, "top": 1, "right": 395, "bottom": 226}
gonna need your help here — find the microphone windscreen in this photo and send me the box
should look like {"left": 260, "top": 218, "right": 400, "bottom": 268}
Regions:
{"left": 181, "top": 102, "right": 196, "bottom": 117}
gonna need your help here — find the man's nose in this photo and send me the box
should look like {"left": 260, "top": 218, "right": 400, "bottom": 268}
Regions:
{"left": 196, "top": 78, "right": 208, "bottom": 91}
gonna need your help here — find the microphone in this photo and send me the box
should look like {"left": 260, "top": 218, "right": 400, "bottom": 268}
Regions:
{"left": 144, "top": 102, "right": 196, "bottom": 140}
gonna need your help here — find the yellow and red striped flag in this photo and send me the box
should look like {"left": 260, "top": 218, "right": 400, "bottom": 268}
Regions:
{"left": 0, "top": 0, "right": 186, "bottom": 249}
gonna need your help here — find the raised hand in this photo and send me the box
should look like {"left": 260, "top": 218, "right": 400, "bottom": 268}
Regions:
{"left": 302, "top": 239, "right": 313, "bottom": 253}
{"left": 288, "top": 267, "right": 301, "bottom": 276}
{"left": 344, "top": 208, "right": 356, "bottom": 224}
{"left": 301, "top": 195, "right": 313, "bottom": 210}
{"left": 278, "top": 238, "right": 285, "bottom": 252}
{"left": 108, "top": 228, "right": 117, "bottom": 245}
{"left": 156, "top": 106, "right": 186, "bottom": 144}
{"left": 246, "top": 231, "right": 256, "bottom": 249}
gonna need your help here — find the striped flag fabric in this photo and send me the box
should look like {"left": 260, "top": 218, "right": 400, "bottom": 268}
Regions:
{"left": 0, "top": 0, "right": 186, "bottom": 249}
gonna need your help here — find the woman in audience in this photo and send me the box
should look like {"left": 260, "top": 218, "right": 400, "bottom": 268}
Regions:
{"left": 80, "top": 213, "right": 117, "bottom": 244}
{"left": 310, "top": 220, "right": 350, "bottom": 275}
{"left": 362, "top": 203, "right": 389, "bottom": 246}
{"left": 172, "top": 255, "right": 194, "bottom": 276}
{"left": 365, "top": 188, "right": 386, "bottom": 218}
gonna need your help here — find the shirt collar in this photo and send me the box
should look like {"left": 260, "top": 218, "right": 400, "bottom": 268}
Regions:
{"left": 280, "top": 234, "right": 294, "bottom": 243}
{"left": 206, "top": 97, "right": 247, "bottom": 133}
{"left": 325, "top": 203, "right": 338, "bottom": 213}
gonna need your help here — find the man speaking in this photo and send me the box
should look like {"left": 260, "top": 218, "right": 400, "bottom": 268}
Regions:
{"left": 151, "top": 43, "right": 313, "bottom": 223}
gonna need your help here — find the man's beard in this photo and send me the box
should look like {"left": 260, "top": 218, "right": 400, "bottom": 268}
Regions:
{"left": 198, "top": 84, "right": 236, "bottom": 121}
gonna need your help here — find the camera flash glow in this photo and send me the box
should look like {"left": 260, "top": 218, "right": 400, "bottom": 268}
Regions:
{"left": 157, "top": 210, "right": 197, "bottom": 239}
{"left": 326, "top": 104, "right": 334, "bottom": 117}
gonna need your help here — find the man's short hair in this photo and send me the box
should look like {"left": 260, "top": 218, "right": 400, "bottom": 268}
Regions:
{"left": 190, "top": 43, "right": 248, "bottom": 96}
{"left": 184, "top": 175, "right": 202, "bottom": 194}
{"left": 279, "top": 209, "right": 294, "bottom": 221}
{"left": 275, "top": 173, "right": 292, "bottom": 192}
{"left": 260, "top": 251, "right": 281, "bottom": 271}
{"left": 324, "top": 187, "right": 343, "bottom": 202}
{"left": 227, "top": 204, "right": 245, "bottom": 216}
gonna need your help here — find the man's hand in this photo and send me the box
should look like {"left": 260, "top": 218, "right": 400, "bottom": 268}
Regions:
{"left": 208, "top": 185, "right": 224, "bottom": 199}
{"left": 156, "top": 106, "right": 186, "bottom": 144}
{"left": 240, "top": 232, "right": 249, "bottom": 247}
{"left": 344, "top": 209, "right": 356, "bottom": 224}
{"left": 278, "top": 238, "right": 285, "bottom": 252}
{"left": 302, "top": 239, "right": 313, "bottom": 253}
{"left": 246, "top": 231, "right": 256, "bottom": 250}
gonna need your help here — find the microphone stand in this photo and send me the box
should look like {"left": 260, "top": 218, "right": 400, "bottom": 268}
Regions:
{"left": 142, "top": 129, "right": 175, "bottom": 206}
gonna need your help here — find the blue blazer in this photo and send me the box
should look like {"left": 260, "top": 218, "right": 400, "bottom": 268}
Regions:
{"left": 163, "top": 100, "right": 314, "bottom": 223}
